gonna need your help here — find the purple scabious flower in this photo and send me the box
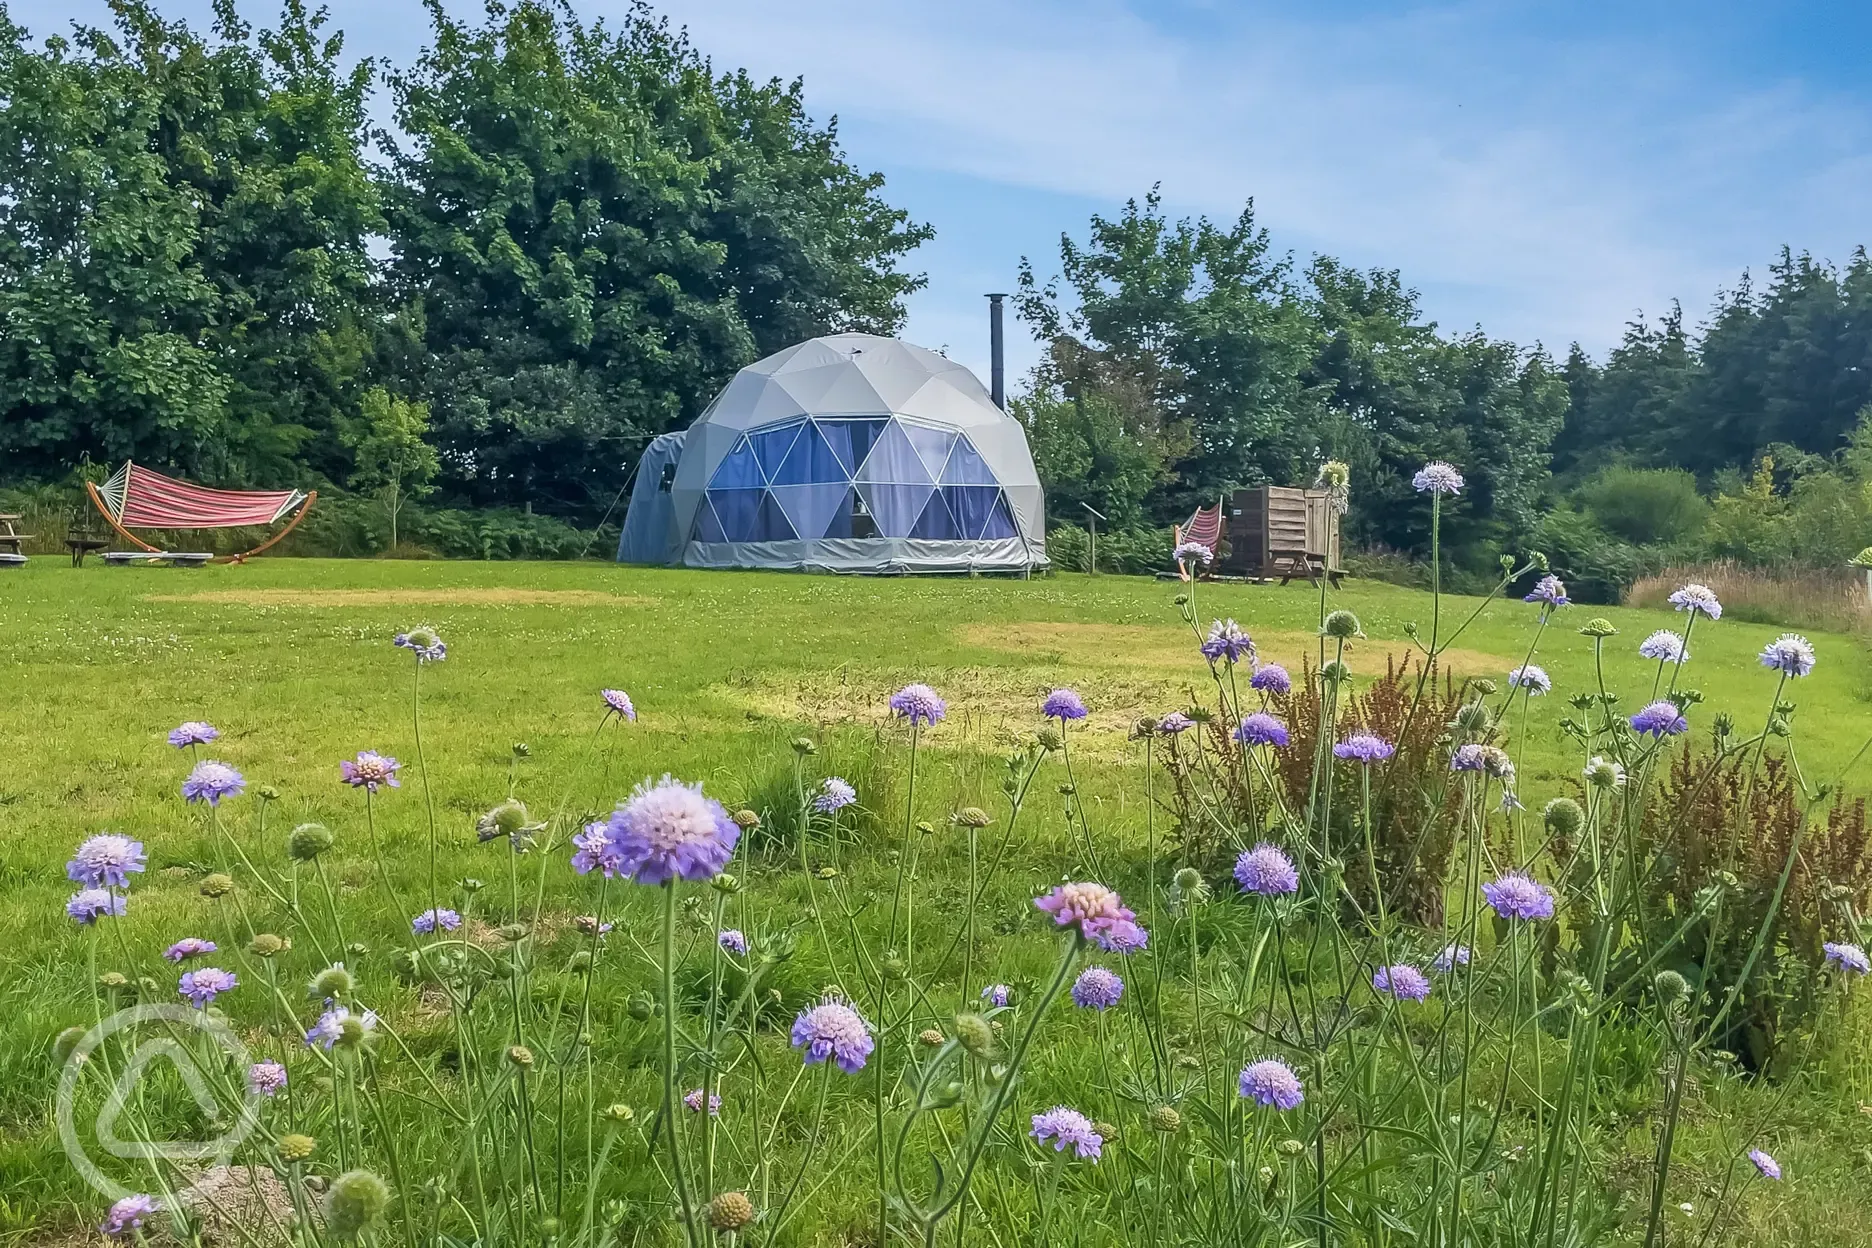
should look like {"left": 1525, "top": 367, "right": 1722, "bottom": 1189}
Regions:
{"left": 1334, "top": 733, "right": 1395, "bottom": 764}
{"left": 67, "top": 888, "right": 125, "bottom": 924}
{"left": 1758, "top": 633, "right": 1816, "bottom": 677}
{"left": 1507, "top": 665, "right": 1552, "bottom": 696}
{"left": 1523, "top": 574, "right": 1570, "bottom": 608}
{"left": 67, "top": 834, "right": 147, "bottom": 889}
{"left": 1234, "top": 843, "right": 1299, "bottom": 896}
{"left": 1250, "top": 664, "right": 1292, "bottom": 696}
{"left": 718, "top": 929, "right": 748, "bottom": 955}
{"left": 1372, "top": 965, "right": 1432, "bottom": 1002}
{"left": 1432, "top": 943, "right": 1472, "bottom": 972}
{"left": 593, "top": 776, "right": 740, "bottom": 885}
{"left": 1035, "top": 882, "right": 1138, "bottom": 950}
{"left": 247, "top": 1061, "right": 288, "bottom": 1097}
{"left": 1412, "top": 461, "right": 1464, "bottom": 495}
{"left": 1482, "top": 873, "right": 1555, "bottom": 921}
{"left": 600, "top": 689, "right": 636, "bottom": 721}
{"left": 791, "top": 999, "right": 875, "bottom": 1073}
{"left": 1234, "top": 712, "right": 1290, "bottom": 748}
{"left": 102, "top": 1194, "right": 160, "bottom": 1239}
{"left": 1201, "top": 619, "right": 1255, "bottom": 664}
{"left": 164, "top": 937, "right": 217, "bottom": 963}
{"left": 813, "top": 777, "right": 857, "bottom": 813}
{"left": 339, "top": 751, "right": 401, "bottom": 793}
{"left": 393, "top": 626, "right": 447, "bottom": 662}
{"left": 305, "top": 1005, "right": 376, "bottom": 1049}
{"left": 1451, "top": 743, "right": 1488, "bottom": 772}
{"left": 179, "top": 967, "right": 237, "bottom": 1008}
{"left": 1823, "top": 941, "right": 1870, "bottom": 975}
{"left": 1667, "top": 583, "right": 1722, "bottom": 620}
{"left": 182, "top": 761, "right": 246, "bottom": 806}
{"left": 1639, "top": 630, "right": 1689, "bottom": 664}
{"left": 411, "top": 908, "right": 461, "bottom": 935}
{"left": 981, "top": 984, "right": 1011, "bottom": 1008}
{"left": 168, "top": 721, "right": 218, "bottom": 748}
{"left": 1030, "top": 1106, "right": 1102, "bottom": 1160}
{"left": 1071, "top": 967, "right": 1124, "bottom": 1010}
{"left": 1103, "top": 920, "right": 1150, "bottom": 952}
{"left": 1156, "top": 712, "right": 1194, "bottom": 735}
{"left": 683, "top": 1088, "right": 722, "bottom": 1115}
{"left": 1173, "top": 540, "right": 1213, "bottom": 567}
{"left": 1238, "top": 1059, "right": 1305, "bottom": 1109}
{"left": 889, "top": 683, "right": 947, "bottom": 728}
{"left": 1630, "top": 700, "right": 1688, "bottom": 737}
{"left": 1042, "top": 688, "right": 1088, "bottom": 721}
{"left": 1748, "top": 1148, "right": 1782, "bottom": 1180}
{"left": 570, "top": 821, "right": 624, "bottom": 877}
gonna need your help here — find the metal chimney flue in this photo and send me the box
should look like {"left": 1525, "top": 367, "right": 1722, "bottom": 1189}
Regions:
{"left": 986, "top": 292, "right": 1007, "bottom": 409}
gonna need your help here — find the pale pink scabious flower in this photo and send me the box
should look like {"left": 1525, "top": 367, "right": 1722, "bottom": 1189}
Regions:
{"left": 1035, "top": 882, "right": 1140, "bottom": 951}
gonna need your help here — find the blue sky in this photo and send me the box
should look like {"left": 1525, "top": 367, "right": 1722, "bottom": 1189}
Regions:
{"left": 12, "top": 0, "right": 1872, "bottom": 386}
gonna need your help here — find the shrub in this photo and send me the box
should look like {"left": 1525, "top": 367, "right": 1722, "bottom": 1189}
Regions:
{"left": 1577, "top": 466, "right": 1707, "bottom": 546}
{"left": 1044, "top": 522, "right": 1174, "bottom": 576}
{"left": 1533, "top": 506, "right": 1649, "bottom": 604}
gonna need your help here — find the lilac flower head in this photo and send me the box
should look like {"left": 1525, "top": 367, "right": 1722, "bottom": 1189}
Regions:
{"left": 178, "top": 967, "right": 238, "bottom": 1008}
{"left": 1234, "top": 843, "right": 1299, "bottom": 896}
{"left": 1334, "top": 733, "right": 1395, "bottom": 764}
{"left": 570, "top": 820, "right": 624, "bottom": 877}
{"left": 1758, "top": 633, "right": 1816, "bottom": 677}
{"left": 102, "top": 1194, "right": 160, "bottom": 1239}
{"left": 1482, "top": 873, "right": 1556, "bottom": 921}
{"left": 67, "top": 834, "right": 147, "bottom": 889}
{"left": 889, "top": 683, "right": 947, "bottom": 728}
{"left": 1071, "top": 966, "right": 1124, "bottom": 1010}
{"left": 1042, "top": 688, "right": 1089, "bottom": 721}
{"left": 593, "top": 775, "right": 740, "bottom": 885}
{"left": 1035, "top": 882, "right": 1138, "bottom": 950}
{"left": 791, "top": 998, "right": 875, "bottom": 1073}
{"left": 1451, "top": 743, "right": 1488, "bottom": 772}
{"left": 1156, "top": 712, "right": 1194, "bottom": 735}
{"left": 411, "top": 908, "right": 461, "bottom": 935}
{"left": 1630, "top": 700, "right": 1688, "bottom": 738}
{"left": 1823, "top": 941, "right": 1870, "bottom": 975}
{"left": 1639, "top": 630, "right": 1689, "bottom": 664}
{"left": 67, "top": 888, "right": 125, "bottom": 924}
{"left": 981, "top": 984, "right": 1011, "bottom": 1008}
{"left": 1523, "top": 574, "right": 1570, "bottom": 608}
{"left": 1667, "top": 583, "right": 1722, "bottom": 620}
{"left": 1103, "top": 920, "right": 1150, "bottom": 952}
{"left": 168, "top": 722, "right": 218, "bottom": 748}
{"left": 339, "top": 751, "right": 401, "bottom": 793}
{"left": 1412, "top": 461, "right": 1464, "bottom": 495}
{"left": 1250, "top": 663, "right": 1292, "bottom": 695}
{"left": 718, "top": 929, "right": 748, "bottom": 955}
{"left": 1030, "top": 1106, "right": 1102, "bottom": 1159}
{"left": 1173, "top": 540, "right": 1214, "bottom": 567}
{"left": 1372, "top": 964, "right": 1432, "bottom": 1002}
{"left": 165, "top": 937, "right": 218, "bottom": 963}
{"left": 393, "top": 626, "right": 447, "bottom": 662}
{"left": 1507, "top": 665, "right": 1552, "bottom": 696}
{"left": 813, "top": 777, "right": 857, "bottom": 813}
{"left": 305, "top": 1005, "right": 377, "bottom": 1050}
{"left": 1238, "top": 1058, "right": 1305, "bottom": 1109}
{"left": 1748, "top": 1148, "right": 1782, "bottom": 1180}
{"left": 600, "top": 689, "right": 636, "bottom": 721}
{"left": 182, "top": 761, "right": 246, "bottom": 805}
{"left": 1432, "top": 943, "right": 1472, "bottom": 972}
{"left": 1202, "top": 619, "right": 1255, "bottom": 664}
{"left": 684, "top": 1088, "right": 722, "bottom": 1115}
{"left": 1229, "top": 712, "right": 1287, "bottom": 749}
{"left": 247, "top": 1061, "right": 288, "bottom": 1097}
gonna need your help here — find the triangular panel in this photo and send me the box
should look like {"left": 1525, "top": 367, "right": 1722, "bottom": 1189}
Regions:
{"left": 707, "top": 437, "right": 764, "bottom": 490}
{"left": 771, "top": 484, "right": 850, "bottom": 540}
{"left": 938, "top": 437, "right": 1000, "bottom": 485}
{"left": 942, "top": 486, "right": 1000, "bottom": 540}
{"left": 748, "top": 423, "right": 805, "bottom": 483}
{"left": 856, "top": 481, "right": 935, "bottom": 537}
{"left": 772, "top": 421, "right": 848, "bottom": 485}
{"left": 900, "top": 421, "right": 957, "bottom": 480}
{"left": 978, "top": 491, "right": 1018, "bottom": 540}
{"left": 854, "top": 419, "right": 933, "bottom": 484}
{"left": 909, "top": 490, "right": 962, "bottom": 540}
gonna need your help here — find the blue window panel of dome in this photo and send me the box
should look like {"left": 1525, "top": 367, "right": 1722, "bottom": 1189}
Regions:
{"left": 939, "top": 437, "right": 1000, "bottom": 485}
{"left": 942, "top": 486, "right": 1001, "bottom": 539}
{"left": 693, "top": 495, "right": 729, "bottom": 543}
{"left": 856, "top": 481, "right": 935, "bottom": 537}
{"left": 814, "top": 418, "right": 886, "bottom": 478}
{"left": 979, "top": 491, "right": 1018, "bottom": 540}
{"left": 854, "top": 419, "right": 933, "bottom": 485}
{"left": 900, "top": 421, "right": 958, "bottom": 480}
{"left": 749, "top": 422, "right": 806, "bottom": 484}
{"left": 771, "top": 483, "right": 849, "bottom": 540}
{"left": 771, "top": 421, "right": 848, "bottom": 485}
{"left": 821, "top": 486, "right": 857, "bottom": 539}
{"left": 706, "top": 488, "right": 766, "bottom": 542}
{"left": 751, "top": 490, "right": 798, "bottom": 541}
{"left": 707, "top": 437, "right": 764, "bottom": 490}
{"left": 908, "top": 490, "right": 963, "bottom": 540}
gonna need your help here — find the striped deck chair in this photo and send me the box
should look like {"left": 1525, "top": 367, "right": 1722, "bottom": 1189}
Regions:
{"left": 1173, "top": 502, "right": 1223, "bottom": 580}
{"left": 88, "top": 462, "right": 317, "bottom": 563}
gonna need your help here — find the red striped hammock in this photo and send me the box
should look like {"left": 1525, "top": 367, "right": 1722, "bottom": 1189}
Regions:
{"left": 97, "top": 462, "right": 308, "bottom": 528}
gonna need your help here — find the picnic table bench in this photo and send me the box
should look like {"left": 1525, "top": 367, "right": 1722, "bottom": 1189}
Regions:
{"left": 0, "top": 513, "right": 31, "bottom": 566}
{"left": 102, "top": 550, "right": 213, "bottom": 568}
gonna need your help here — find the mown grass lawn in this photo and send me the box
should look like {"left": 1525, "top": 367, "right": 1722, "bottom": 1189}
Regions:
{"left": 2, "top": 558, "right": 1870, "bottom": 1244}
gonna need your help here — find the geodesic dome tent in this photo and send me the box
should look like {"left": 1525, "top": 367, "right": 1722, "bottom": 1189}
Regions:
{"left": 621, "top": 333, "right": 1047, "bottom": 573}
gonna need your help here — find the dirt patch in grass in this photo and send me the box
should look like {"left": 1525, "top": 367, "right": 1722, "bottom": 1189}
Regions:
{"left": 958, "top": 621, "right": 1510, "bottom": 676}
{"left": 144, "top": 588, "right": 651, "bottom": 608}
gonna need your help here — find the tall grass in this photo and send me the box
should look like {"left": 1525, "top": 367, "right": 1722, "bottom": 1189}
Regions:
{"left": 1628, "top": 561, "right": 1872, "bottom": 635}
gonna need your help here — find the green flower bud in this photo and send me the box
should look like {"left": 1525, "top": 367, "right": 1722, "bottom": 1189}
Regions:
{"left": 953, "top": 1013, "right": 997, "bottom": 1059}
{"left": 790, "top": 737, "right": 817, "bottom": 756}
{"left": 247, "top": 933, "right": 289, "bottom": 958}
{"left": 507, "top": 1045, "right": 535, "bottom": 1070}
{"left": 603, "top": 1103, "right": 635, "bottom": 1124}
{"left": 1092, "top": 1121, "right": 1118, "bottom": 1142}
{"left": 278, "top": 1133, "right": 317, "bottom": 1162}
{"left": 566, "top": 951, "right": 593, "bottom": 974}
{"left": 707, "top": 1192, "right": 755, "bottom": 1233}
{"left": 324, "top": 1169, "right": 391, "bottom": 1239}
{"left": 1542, "top": 797, "right": 1585, "bottom": 839}
{"left": 918, "top": 1028, "right": 945, "bottom": 1047}
{"left": 497, "top": 924, "right": 528, "bottom": 942}
{"left": 1654, "top": 970, "right": 1691, "bottom": 1007}
{"left": 1037, "top": 727, "right": 1063, "bottom": 752}
{"left": 287, "top": 823, "right": 334, "bottom": 861}
{"left": 731, "top": 809, "right": 762, "bottom": 829}
{"left": 1319, "top": 660, "right": 1352, "bottom": 684}
{"left": 200, "top": 873, "right": 235, "bottom": 898}
{"left": 311, "top": 965, "right": 355, "bottom": 1001}
{"left": 1321, "top": 609, "right": 1363, "bottom": 639}
{"left": 627, "top": 992, "right": 655, "bottom": 1021}
{"left": 1579, "top": 617, "right": 1618, "bottom": 638}
{"left": 98, "top": 971, "right": 129, "bottom": 991}
{"left": 1455, "top": 701, "right": 1494, "bottom": 734}
{"left": 1148, "top": 1105, "right": 1182, "bottom": 1133}
{"left": 711, "top": 872, "right": 740, "bottom": 894}
{"left": 952, "top": 807, "right": 993, "bottom": 828}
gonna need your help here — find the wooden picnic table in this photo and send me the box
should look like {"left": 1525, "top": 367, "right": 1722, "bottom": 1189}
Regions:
{"left": 0, "top": 513, "right": 33, "bottom": 556}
